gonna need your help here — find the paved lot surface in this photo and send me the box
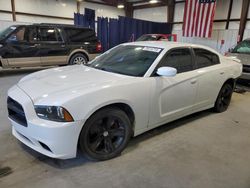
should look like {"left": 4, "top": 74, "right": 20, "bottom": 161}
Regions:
{"left": 0, "top": 68, "right": 250, "bottom": 188}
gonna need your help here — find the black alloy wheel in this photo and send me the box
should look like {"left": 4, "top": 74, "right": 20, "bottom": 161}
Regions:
{"left": 214, "top": 83, "right": 233, "bottom": 113}
{"left": 79, "top": 108, "right": 132, "bottom": 161}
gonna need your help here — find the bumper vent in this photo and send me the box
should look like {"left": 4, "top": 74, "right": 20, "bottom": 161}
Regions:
{"left": 7, "top": 97, "right": 27, "bottom": 127}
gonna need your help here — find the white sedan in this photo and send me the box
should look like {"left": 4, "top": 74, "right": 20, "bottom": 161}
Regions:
{"left": 7, "top": 42, "right": 242, "bottom": 160}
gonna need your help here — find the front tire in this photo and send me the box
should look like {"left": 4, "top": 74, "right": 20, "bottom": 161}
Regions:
{"left": 69, "top": 53, "right": 88, "bottom": 65}
{"left": 214, "top": 83, "right": 233, "bottom": 113}
{"left": 79, "top": 108, "right": 132, "bottom": 161}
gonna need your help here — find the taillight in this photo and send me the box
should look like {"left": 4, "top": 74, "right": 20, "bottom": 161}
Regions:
{"left": 96, "top": 42, "right": 102, "bottom": 53}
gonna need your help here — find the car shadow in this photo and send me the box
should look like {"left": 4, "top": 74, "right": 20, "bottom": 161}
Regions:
{"left": 235, "top": 79, "right": 250, "bottom": 93}
{"left": 126, "top": 110, "right": 212, "bottom": 152}
{"left": 19, "top": 109, "right": 213, "bottom": 169}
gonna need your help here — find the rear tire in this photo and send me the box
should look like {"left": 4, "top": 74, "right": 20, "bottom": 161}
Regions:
{"left": 214, "top": 83, "right": 233, "bottom": 113}
{"left": 69, "top": 53, "right": 88, "bottom": 65}
{"left": 79, "top": 107, "right": 132, "bottom": 161}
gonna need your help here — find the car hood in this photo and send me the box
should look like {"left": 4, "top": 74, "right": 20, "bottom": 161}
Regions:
{"left": 17, "top": 65, "right": 129, "bottom": 104}
{"left": 227, "top": 53, "right": 250, "bottom": 65}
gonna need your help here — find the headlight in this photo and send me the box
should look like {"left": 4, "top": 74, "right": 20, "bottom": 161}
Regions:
{"left": 34, "top": 106, "right": 74, "bottom": 122}
{"left": 0, "top": 44, "right": 3, "bottom": 48}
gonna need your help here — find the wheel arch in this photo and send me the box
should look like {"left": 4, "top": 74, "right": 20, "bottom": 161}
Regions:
{"left": 223, "top": 78, "right": 236, "bottom": 89}
{"left": 76, "top": 102, "right": 136, "bottom": 151}
{"left": 99, "top": 103, "right": 135, "bottom": 128}
{"left": 215, "top": 78, "right": 235, "bottom": 101}
{"left": 80, "top": 102, "right": 135, "bottom": 135}
{"left": 67, "top": 49, "right": 89, "bottom": 63}
{"left": 88, "top": 102, "right": 135, "bottom": 131}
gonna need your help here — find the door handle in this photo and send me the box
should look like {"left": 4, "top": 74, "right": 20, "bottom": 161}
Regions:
{"left": 61, "top": 44, "right": 65, "bottom": 48}
{"left": 220, "top": 71, "right": 225, "bottom": 75}
{"left": 191, "top": 79, "right": 197, "bottom": 84}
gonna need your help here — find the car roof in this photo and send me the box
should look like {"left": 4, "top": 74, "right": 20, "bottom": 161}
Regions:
{"left": 124, "top": 41, "right": 221, "bottom": 56}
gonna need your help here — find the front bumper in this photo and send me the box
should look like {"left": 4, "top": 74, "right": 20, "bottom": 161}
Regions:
{"left": 8, "top": 85, "right": 84, "bottom": 159}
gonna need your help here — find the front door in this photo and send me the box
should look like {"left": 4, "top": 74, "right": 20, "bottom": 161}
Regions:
{"left": 7, "top": 26, "right": 41, "bottom": 67}
{"left": 148, "top": 48, "right": 199, "bottom": 128}
{"left": 38, "top": 26, "right": 68, "bottom": 65}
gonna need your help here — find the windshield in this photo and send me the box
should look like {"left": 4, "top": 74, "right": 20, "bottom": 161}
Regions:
{"left": 232, "top": 40, "right": 250, "bottom": 54}
{"left": 0, "top": 26, "right": 17, "bottom": 40}
{"left": 136, "top": 35, "right": 160, "bottom": 41}
{"left": 88, "top": 45, "right": 162, "bottom": 77}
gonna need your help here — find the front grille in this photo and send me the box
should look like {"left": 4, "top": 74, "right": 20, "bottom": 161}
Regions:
{"left": 243, "top": 65, "right": 250, "bottom": 73}
{"left": 7, "top": 97, "right": 27, "bottom": 127}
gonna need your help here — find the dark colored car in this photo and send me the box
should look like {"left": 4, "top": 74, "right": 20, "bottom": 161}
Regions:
{"left": 136, "top": 34, "right": 169, "bottom": 41}
{"left": 0, "top": 23, "right": 102, "bottom": 68}
{"left": 227, "top": 39, "right": 250, "bottom": 81}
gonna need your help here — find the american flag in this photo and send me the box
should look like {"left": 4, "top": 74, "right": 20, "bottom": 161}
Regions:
{"left": 183, "top": 0, "right": 217, "bottom": 38}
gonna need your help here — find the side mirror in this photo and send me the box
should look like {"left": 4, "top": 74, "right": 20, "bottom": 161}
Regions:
{"left": 157, "top": 67, "right": 177, "bottom": 77}
{"left": 228, "top": 48, "right": 233, "bottom": 53}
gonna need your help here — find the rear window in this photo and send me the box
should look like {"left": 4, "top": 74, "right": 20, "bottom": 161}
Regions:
{"left": 39, "top": 27, "right": 62, "bottom": 42}
{"left": 194, "top": 48, "right": 220, "bottom": 68}
{"left": 64, "top": 28, "right": 97, "bottom": 42}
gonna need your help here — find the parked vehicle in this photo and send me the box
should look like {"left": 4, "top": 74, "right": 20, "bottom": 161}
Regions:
{"left": 8, "top": 42, "right": 242, "bottom": 160}
{"left": 0, "top": 24, "right": 101, "bottom": 68}
{"left": 227, "top": 39, "right": 250, "bottom": 81}
{"left": 136, "top": 34, "right": 176, "bottom": 42}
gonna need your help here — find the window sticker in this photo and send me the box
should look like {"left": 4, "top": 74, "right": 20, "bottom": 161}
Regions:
{"left": 142, "top": 47, "right": 161, "bottom": 53}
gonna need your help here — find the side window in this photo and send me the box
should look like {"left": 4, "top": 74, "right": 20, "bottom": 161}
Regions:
{"left": 27, "top": 27, "right": 38, "bottom": 42}
{"left": 160, "top": 48, "right": 193, "bottom": 73}
{"left": 64, "top": 28, "right": 97, "bottom": 42}
{"left": 39, "top": 27, "right": 62, "bottom": 42}
{"left": 8, "top": 27, "right": 26, "bottom": 42}
{"left": 194, "top": 48, "right": 220, "bottom": 69}
{"left": 56, "top": 28, "right": 63, "bottom": 42}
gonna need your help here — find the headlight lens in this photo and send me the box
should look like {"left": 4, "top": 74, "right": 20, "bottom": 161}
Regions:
{"left": 34, "top": 106, "right": 74, "bottom": 122}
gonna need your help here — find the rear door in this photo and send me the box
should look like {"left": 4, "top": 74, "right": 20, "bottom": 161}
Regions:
{"left": 38, "top": 26, "right": 68, "bottom": 65}
{"left": 192, "top": 48, "right": 226, "bottom": 111}
{"left": 6, "top": 26, "right": 41, "bottom": 67}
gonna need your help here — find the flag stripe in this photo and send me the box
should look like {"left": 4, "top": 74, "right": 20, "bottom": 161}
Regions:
{"left": 199, "top": 3, "right": 206, "bottom": 37}
{"left": 191, "top": 0, "right": 199, "bottom": 37}
{"left": 208, "top": 2, "right": 216, "bottom": 37}
{"left": 204, "top": 3, "right": 212, "bottom": 37}
{"left": 182, "top": 0, "right": 189, "bottom": 36}
{"left": 201, "top": 4, "right": 209, "bottom": 37}
{"left": 205, "top": 3, "right": 213, "bottom": 37}
{"left": 187, "top": 0, "right": 193, "bottom": 37}
{"left": 189, "top": 0, "right": 196, "bottom": 36}
{"left": 195, "top": 2, "right": 202, "bottom": 37}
